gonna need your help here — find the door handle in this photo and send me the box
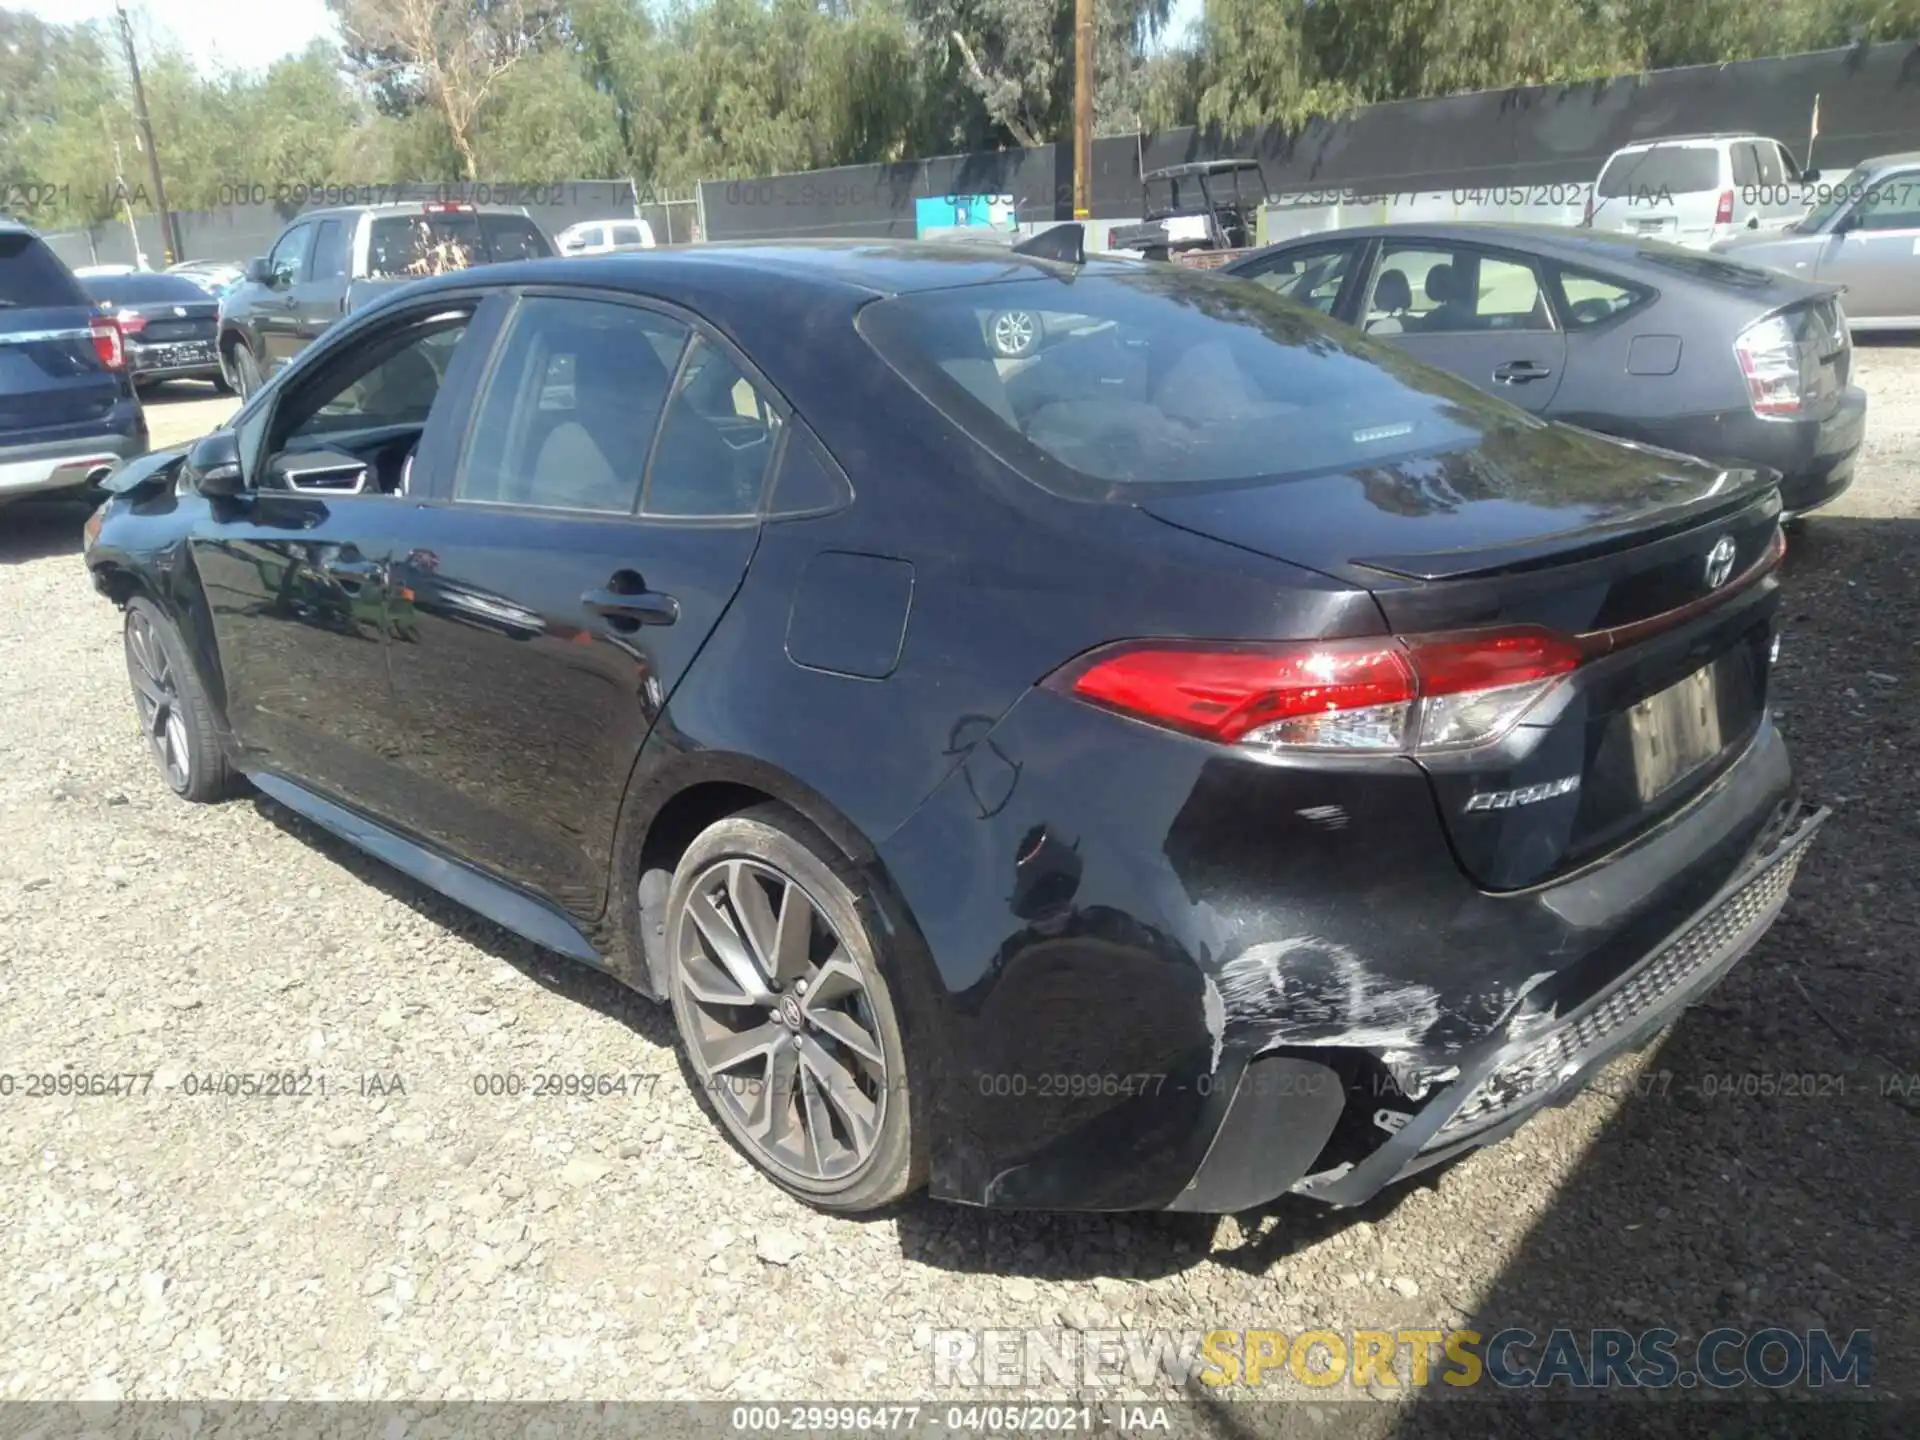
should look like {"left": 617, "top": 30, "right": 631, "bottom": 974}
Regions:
{"left": 1493, "top": 361, "right": 1553, "bottom": 384}
{"left": 582, "top": 587, "right": 679, "bottom": 627}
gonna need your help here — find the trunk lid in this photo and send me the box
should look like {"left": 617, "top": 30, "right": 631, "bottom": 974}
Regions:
{"left": 0, "top": 231, "right": 121, "bottom": 437}
{"left": 1140, "top": 423, "right": 1784, "bottom": 890}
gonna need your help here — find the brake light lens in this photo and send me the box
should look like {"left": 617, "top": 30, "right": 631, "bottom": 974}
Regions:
{"left": 423, "top": 202, "right": 476, "bottom": 214}
{"left": 1715, "top": 188, "right": 1734, "bottom": 225}
{"left": 114, "top": 308, "right": 147, "bottom": 335}
{"left": 89, "top": 315, "right": 124, "bottom": 370}
{"left": 1051, "top": 626, "right": 1583, "bottom": 755}
{"left": 1734, "top": 314, "right": 1805, "bottom": 417}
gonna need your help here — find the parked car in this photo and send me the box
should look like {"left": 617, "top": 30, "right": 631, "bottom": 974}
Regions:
{"left": 1586, "top": 133, "right": 1815, "bottom": 248}
{"left": 0, "top": 220, "right": 147, "bottom": 506}
{"left": 1225, "top": 221, "right": 1864, "bottom": 516}
{"left": 218, "top": 201, "right": 554, "bottom": 397}
{"left": 556, "top": 218, "right": 657, "bottom": 255}
{"left": 86, "top": 240, "right": 1822, "bottom": 1215}
{"left": 82, "top": 270, "right": 226, "bottom": 392}
{"left": 1712, "top": 152, "right": 1920, "bottom": 331}
{"left": 167, "top": 259, "right": 246, "bottom": 299}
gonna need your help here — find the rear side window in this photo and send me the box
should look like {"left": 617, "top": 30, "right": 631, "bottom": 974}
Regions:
{"left": 455, "top": 295, "right": 689, "bottom": 513}
{"left": 1755, "top": 144, "right": 1786, "bottom": 187}
{"left": 643, "top": 335, "right": 783, "bottom": 517}
{"left": 1597, "top": 147, "right": 1722, "bottom": 197}
{"left": 480, "top": 214, "right": 551, "bottom": 262}
{"left": 0, "top": 231, "right": 86, "bottom": 308}
{"left": 1554, "top": 268, "right": 1649, "bottom": 328}
{"left": 611, "top": 224, "right": 643, "bottom": 247}
{"left": 1731, "top": 145, "right": 1760, "bottom": 188}
{"left": 81, "top": 273, "right": 209, "bottom": 307}
{"left": 859, "top": 272, "right": 1545, "bottom": 495}
{"left": 1365, "top": 246, "right": 1550, "bottom": 333}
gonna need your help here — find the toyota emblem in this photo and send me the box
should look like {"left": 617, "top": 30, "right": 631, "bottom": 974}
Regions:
{"left": 173, "top": 306, "right": 186, "bottom": 317}
{"left": 1705, "top": 536, "right": 1738, "bottom": 589}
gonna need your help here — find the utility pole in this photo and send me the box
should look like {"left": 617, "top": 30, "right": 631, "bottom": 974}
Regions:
{"left": 101, "top": 107, "right": 146, "bottom": 269}
{"left": 1072, "top": 0, "right": 1093, "bottom": 222}
{"left": 114, "top": 0, "right": 181, "bottom": 265}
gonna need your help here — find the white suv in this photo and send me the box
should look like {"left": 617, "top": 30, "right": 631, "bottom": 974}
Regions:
{"left": 556, "top": 219, "right": 657, "bottom": 255}
{"left": 1586, "top": 134, "right": 1816, "bottom": 249}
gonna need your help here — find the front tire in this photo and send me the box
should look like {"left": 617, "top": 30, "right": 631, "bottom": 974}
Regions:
{"left": 664, "top": 804, "right": 919, "bottom": 1212}
{"left": 228, "top": 340, "right": 263, "bottom": 399}
{"left": 123, "top": 598, "right": 236, "bottom": 803}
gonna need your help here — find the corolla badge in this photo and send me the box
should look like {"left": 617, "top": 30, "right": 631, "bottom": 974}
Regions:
{"left": 173, "top": 306, "right": 187, "bottom": 317}
{"left": 1464, "top": 775, "right": 1581, "bottom": 812}
{"left": 1705, "top": 536, "right": 1738, "bottom": 589}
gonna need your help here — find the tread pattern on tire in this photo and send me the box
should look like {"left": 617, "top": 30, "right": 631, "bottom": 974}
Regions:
{"left": 126, "top": 596, "right": 240, "bottom": 804}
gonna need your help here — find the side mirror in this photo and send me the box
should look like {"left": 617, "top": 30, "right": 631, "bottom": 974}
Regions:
{"left": 244, "top": 256, "right": 274, "bottom": 286}
{"left": 185, "top": 429, "right": 245, "bottom": 498}
{"left": 1800, "top": 167, "right": 1822, "bottom": 184}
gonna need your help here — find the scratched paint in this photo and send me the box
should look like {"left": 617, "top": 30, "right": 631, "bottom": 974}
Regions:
{"left": 1206, "top": 935, "right": 1445, "bottom": 1064}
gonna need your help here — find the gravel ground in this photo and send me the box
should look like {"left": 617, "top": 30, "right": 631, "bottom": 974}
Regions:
{"left": 0, "top": 365, "right": 1914, "bottom": 1424}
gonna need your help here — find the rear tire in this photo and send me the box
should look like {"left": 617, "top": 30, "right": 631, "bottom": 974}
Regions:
{"left": 122, "top": 597, "right": 237, "bottom": 804}
{"left": 664, "top": 804, "right": 919, "bottom": 1213}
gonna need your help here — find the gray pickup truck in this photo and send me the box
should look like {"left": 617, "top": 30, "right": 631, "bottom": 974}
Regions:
{"left": 216, "top": 201, "right": 553, "bottom": 396}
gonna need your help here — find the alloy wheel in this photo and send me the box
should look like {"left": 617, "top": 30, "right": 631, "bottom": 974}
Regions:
{"left": 125, "top": 610, "right": 189, "bottom": 791}
{"left": 673, "top": 857, "right": 888, "bottom": 1185}
{"left": 992, "top": 309, "right": 1038, "bottom": 358}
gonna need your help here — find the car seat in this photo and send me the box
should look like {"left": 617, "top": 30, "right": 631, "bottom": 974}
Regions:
{"left": 1367, "top": 269, "right": 1413, "bottom": 334}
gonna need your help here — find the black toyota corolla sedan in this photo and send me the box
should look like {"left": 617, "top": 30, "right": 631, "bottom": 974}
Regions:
{"left": 83, "top": 235, "right": 1824, "bottom": 1214}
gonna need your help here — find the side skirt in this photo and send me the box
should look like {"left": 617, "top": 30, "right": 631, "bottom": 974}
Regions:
{"left": 247, "top": 771, "right": 611, "bottom": 969}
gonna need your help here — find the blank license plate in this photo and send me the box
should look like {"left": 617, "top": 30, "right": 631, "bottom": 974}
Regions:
{"left": 1630, "top": 666, "right": 1724, "bottom": 803}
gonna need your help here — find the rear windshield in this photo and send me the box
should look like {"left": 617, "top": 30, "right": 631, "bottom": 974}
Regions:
{"left": 0, "top": 231, "right": 87, "bottom": 308}
{"left": 857, "top": 269, "right": 1546, "bottom": 498}
{"left": 366, "top": 212, "right": 553, "bottom": 277}
{"left": 1598, "top": 146, "right": 1722, "bottom": 197}
{"left": 83, "top": 273, "right": 212, "bottom": 306}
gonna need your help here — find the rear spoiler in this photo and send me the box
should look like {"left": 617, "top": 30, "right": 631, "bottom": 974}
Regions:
{"left": 1353, "top": 464, "right": 1781, "bottom": 582}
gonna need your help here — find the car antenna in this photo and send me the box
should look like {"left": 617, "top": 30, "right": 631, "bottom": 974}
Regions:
{"left": 1012, "top": 223, "right": 1085, "bottom": 266}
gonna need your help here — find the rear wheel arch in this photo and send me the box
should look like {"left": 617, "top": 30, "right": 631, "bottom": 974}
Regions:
{"left": 597, "top": 754, "right": 940, "bottom": 1029}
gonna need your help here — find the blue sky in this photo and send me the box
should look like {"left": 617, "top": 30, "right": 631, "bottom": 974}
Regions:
{"left": 21, "top": 0, "right": 1203, "bottom": 76}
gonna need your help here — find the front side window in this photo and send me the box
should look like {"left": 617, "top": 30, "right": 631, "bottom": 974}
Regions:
{"left": 268, "top": 224, "right": 314, "bottom": 284}
{"left": 274, "top": 312, "right": 472, "bottom": 453}
{"left": 455, "top": 295, "right": 689, "bottom": 513}
{"left": 859, "top": 270, "right": 1545, "bottom": 496}
{"left": 1851, "top": 172, "right": 1920, "bottom": 232}
{"left": 1238, "top": 243, "right": 1358, "bottom": 316}
{"left": 311, "top": 219, "right": 349, "bottom": 281}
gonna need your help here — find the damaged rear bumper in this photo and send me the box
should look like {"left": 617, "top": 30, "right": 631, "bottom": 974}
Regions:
{"left": 1229, "top": 799, "right": 1824, "bottom": 1211}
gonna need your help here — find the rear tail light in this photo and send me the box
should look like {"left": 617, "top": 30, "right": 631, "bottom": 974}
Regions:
{"left": 115, "top": 309, "right": 147, "bottom": 335}
{"left": 1048, "top": 626, "right": 1583, "bottom": 756}
{"left": 89, "top": 315, "right": 125, "bottom": 371}
{"left": 1715, "top": 189, "right": 1734, "bottom": 225}
{"left": 1734, "top": 313, "right": 1806, "bottom": 417}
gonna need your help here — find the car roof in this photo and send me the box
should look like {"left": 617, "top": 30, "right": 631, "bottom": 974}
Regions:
{"left": 1609, "top": 133, "right": 1778, "bottom": 151}
{"left": 1853, "top": 151, "right": 1920, "bottom": 172}
{"left": 386, "top": 238, "right": 1136, "bottom": 302}
{"left": 1238, "top": 221, "right": 1822, "bottom": 286}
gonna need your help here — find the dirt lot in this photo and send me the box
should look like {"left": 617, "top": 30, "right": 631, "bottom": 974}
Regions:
{"left": 0, "top": 364, "right": 1914, "bottom": 1424}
